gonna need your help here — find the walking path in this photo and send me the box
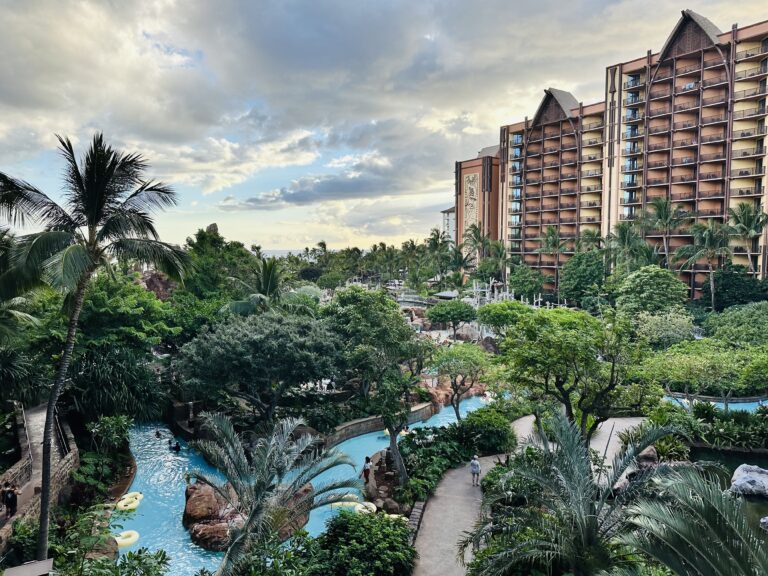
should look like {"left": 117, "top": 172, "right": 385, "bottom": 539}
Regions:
{"left": 413, "top": 415, "right": 644, "bottom": 576}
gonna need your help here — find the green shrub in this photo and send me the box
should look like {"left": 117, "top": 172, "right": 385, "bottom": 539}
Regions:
{"left": 704, "top": 301, "right": 768, "bottom": 346}
{"left": 458, "top": 407, "right": 517, "bottom": 456}
{"left": 480, "top": 446, "right": 545, "bottom": 506}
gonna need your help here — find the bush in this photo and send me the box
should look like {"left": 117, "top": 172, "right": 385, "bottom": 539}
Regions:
{"left": 558, "top": 249, "right": 605, "bottom": 307}
{"left": 634, "top": 310, "right": 694, "bottom": 350}
{"left": 457, "top": 407, "right": 517, "bottom": 456}
{"left": 616, "top": 266, "right": 688, "bottom": 317}
{"left": 704, "top": 301, "right": 768, "bottom": 346}
{"left": 480, "top": 446, "right": 545, "bottom": 505}
{"left": 701, "top": 265, "right": 767, "bottom": 311}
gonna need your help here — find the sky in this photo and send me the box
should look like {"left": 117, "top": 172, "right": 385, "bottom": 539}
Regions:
{"left": 1, "top": 0, "right": 766, "bottom": 251}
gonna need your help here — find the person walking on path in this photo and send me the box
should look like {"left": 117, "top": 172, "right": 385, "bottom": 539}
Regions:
{"left": 1, "top": 482, "right": 9, "bottom": 517}
{"left": 4, "top": 484, "right": 19, "bottom": 519}
{"left": 360, "top": 456, "right": 372, "bottom": 484}
{"left": 470, "top": 455, "right": 481, "bottom": 486}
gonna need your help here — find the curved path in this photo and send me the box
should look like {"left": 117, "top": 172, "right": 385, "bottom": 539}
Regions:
{"left": 413, "top": 415, "right": 644, "bottom": 576}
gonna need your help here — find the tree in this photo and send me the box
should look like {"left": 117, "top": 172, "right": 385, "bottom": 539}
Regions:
{"left": 537, "top": 226, "right": 567, "bottom": 300}
{"left": 432, "top": 343, "right": 489, "bottom": 421}
{"left": 607, "top": 221, "right": 648, "bottom": 274}
{"left": 621, "top": 468, "right": 768, "bottom": 576}
{"left": 476, "top": 300, "right": 533, "bottom": 340}
{"left": 448, "top": 243, "right": 475, "bottom": 273}
{"left": 615, "top": 265, "right": 688, "bottom": 317}
{"left": 675, "top": 220, "right": 735, "bottom": 312}
{"left": 222, "top": 257, "right": 286, "bottom": 315}
{"left": 373, "top": 373, "right": 415, "bottom": 484}
{"left": 701, "top": 264, "right": 767, "bottom": 311}
{"left": 576, "top": 228, "right": 603, "bottom": 252}
{"left": 322, "top": 287, "right": 416, "bottom": 399}
{"left": 426, "top": 228, "right": 452, "bottom": 283}
{"left": 316, "top": 270, "right": 346, "bottom": 291}
{"left": 642, "top": 197, "right": 694, "bottom": 268}
{"left": 461, "top": 414, "right": 673, "bottom": 575}
{"left": 558, "top": 249, "right": 605, "bottom": 307}
{"left": 704, "top": 300, "right": 768, "bottom": 346}
{"left": 178, "top": 312, "right": 340, "bottom": 421}
{"left": 193, "top": 413, "right": 360, "bottom": 576}
{"left": 0, "top": 133, "right": 189, "bottom": 559}
{"left": 634, "top": 309, "right": 694, "bottom": 350}
{"left": 728, "top": 201, "right": 767, "bottom": 276}
{"left": 426, "top": 300, "right": 476, "bottom": 340}
{"left": 507, "top": 265, "right": 546, "bottom": 301}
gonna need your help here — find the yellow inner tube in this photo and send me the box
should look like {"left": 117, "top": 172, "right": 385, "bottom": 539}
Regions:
{"left": 123, "top": 491, "right": 144, "bottom": 501}
{"left": 114, "top": 530, "right": 139, "bottom": 548}
{"left": 330, "top": 500, "right": 359, "bottom": 509}
{"left": 116, "top": 497, "right": 140, "bottom": 511}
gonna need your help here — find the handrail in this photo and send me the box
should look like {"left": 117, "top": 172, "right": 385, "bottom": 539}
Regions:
{"left": 53, "top": 407, "right": 71, "bottom": 457}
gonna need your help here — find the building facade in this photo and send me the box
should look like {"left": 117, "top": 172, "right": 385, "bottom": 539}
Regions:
{"left": 440, "top": 205, "right": 456, "bottom": 242}
{"left": 491, "top": 10, "right": 768, "bottom": 292}
{"left": 454, "top": 146, "right": 501, "bottom": 246}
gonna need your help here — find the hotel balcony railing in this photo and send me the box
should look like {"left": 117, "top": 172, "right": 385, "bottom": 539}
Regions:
{"left": 560, "top": 217, "right": 577, "bottom": 224}
{"left": 622, "top": 164, "right": 643, "bottom": 173}
{"left": 672, "top": 155, "right": 697, "bottom": 166}
{"left": 623, "top": 78, "right": 645, "bottom": 89}
{"left": 543, "top": 159, "right": 559, "bottom": 168}
{"left": 581, "top": 185, "right": 602, "bottom": 193}
{"left": 524, "top": 232, "right": 540, "bottom": 238}
{"left": 648, "top": 142, "right": 670, "bottom": 151}
{"left": 624, "top": 97, "right": 643, "bottom": 106}
{"left": 542, "top": 175, "right": 560, "bottom": 183}
{"left": 581, "top": 200, "right": 601, "bottom": 208}
{"left": 620, "top": 213, "right": 637, "bottom": 221}
{"left": 581, "top": 216, "right": 599, "bottom": 223}
{"left": 525, "top": 218, "right": 540, "bottom": 224}
{"left": 561, "top": 158, "right": 578, "bottom": 166}
{"left": 582, "top": 169, "right": 603, "bottom": 177}
{"left": 625, "top": 130, "right": 644, "bottom": 140}
{"left": 543, "top": 131, "right": 560, "bottom": 139}
{"left": 671, "top": 191, "right": 695, "bottom": 201}
{"left": 541, "top": 204, "right": 558, "bottom": 211}
{"left": 731, "top": 186, "right": 763, "bottom": 197}
{"left": 736, "top": 45, "right": 768, "bottom": 60}
{"left": 561, "top": 173, "right": 578, "bottom": 180}
{"left": 583, "top": 153, "right": 602, "bottom": 162}
{"left": 673, "top": 120, "right": 697, "bottom": 130}
{"left": 701, "top": 75, "right": 728, "bottom": 87}
{"left": 625, "top": 113, "right": 645, "bottom": 123}
{"left": 625, "top": 146, "right": 643, "bottom": 155}
{"left": 700, "top": 152, "right": 726, "bottom": 162}
{"left": 649, "top": 105, "right": 673, "bottom": 117}
{"left": 674, "top": 101, "right": 699, "bottom": 112}
{"left": 703, "top": 57, "right": 726, "bottom": 69}
{"left": 620, "top": 196, "right": 641, "bottom": 205}
{"left": 732, "top": 167, "right": 766, "bottom": 177}
{"left": 733, "top": 107, "right": 766, "bottom": 120}
{"left": 734, "top": 86, "right": 768, "bottom": 100}
{"left": 701, "top": 94, "right": 727, "bottom": 106}
{"left": 584, "top": 138, "right": 603, "bottom": 146}
{"left": 676, "top": 62, "right": 701, "bottom": 75}
{"left": 733, "top": 127, "right": 767, "bottom": 140}
{"left": 542, "top": 190, "right": 560, "bottom": 197}
{"left": 510, "top": 164, "right": 523, "bottom": 173}
{"left": 701, "top": 132, "right": 726, "bottom": 143}
{"left": 676, "top": 82, "right": 699, "bottom": 94}
{"left": 543, "top": 145, "right": 560, "bottom": 153}
{"left": 647, "top": 160, "right": 669, "bottom": 169}
{"left": 700, "top": 172, "right": 725, "bottom": 180}
{"left": 735, "top": 65, "right": 768, "bottom": 80}
{"left": 647, "top": 177, "right": 670, "bottom": 186}
{"left": 582, "top": 121, "right": 604, "bottom": 131}
{"left": 701, "top": 114, "right": 727, "bottom": 125}
{"left": 561, "top": 142, "right": 578, "bottom": 151}
{"left": 527, "top": 149, "right": 542, "bottom": 157}
{"left": 655, "top": 69, "right": 674, "bottom": 81}
{"left": 528, "top": 134, "right": 544, "bottom": 143}
{"left": 732, "top": 146, "right": 765, "bottom": 159}
{"left": 650, "top": 89, "right": 672, "bottom": 99}
{"left": 699, "top": 189, "right": 725, "bottom": 198}
{"left": 542, "top": 218, "right": 558, "bottom": 224}
{"left": 673, "top": 138, "right": 698, "bottom": 148}
{"left": 525, "top": 191, "right": 541, "bottom": 198}
{"left": 562, "top": 127, "right": 576, "bottom": 135}
{"left": 560, "top": 187, "right": 577, "bottom": 195}
{"left": 560, "top": 202, "right": 578, "bottom": 209}
{"left": 648, "top": 125, "right": 671, "bottom": 135}
{"left": 671, "top": 173, "right": 697, "bottom": 183}
{"left": 620, "top": 182, "right": 641, "bottom": 190}
{"left": 698, "top": 208, "right": 725, "bottom": 217}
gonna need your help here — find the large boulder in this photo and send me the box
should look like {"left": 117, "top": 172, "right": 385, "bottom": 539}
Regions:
{"left": 190, "top": 522, "right": 230, "bottom": 551}
{"left": 637, "top": 446, "right": 659, "bottom": 468}
{"left": 730, "top": 464, "right": 768, "bottom": 497}
{"left": 183, "top": 483, "right": 224, "bottom": 528}
{"left": 382, "top": 498, "right": 400, "bottom": 514}
{"left": 277, "top": 483, "right": 314, "bottom": 540}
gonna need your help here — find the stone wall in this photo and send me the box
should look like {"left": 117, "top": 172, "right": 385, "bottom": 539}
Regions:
{"left": 325, "top": 402, "right": 436, "bottom": 448}
{"left": 0, "top": 402, "right": 33, "bottom": 490}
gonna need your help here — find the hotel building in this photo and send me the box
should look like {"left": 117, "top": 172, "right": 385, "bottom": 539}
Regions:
{"left": 454, "top": 145, "right": 501, "bottom": 246}
{"left": 489, "top": 10, "right": 768, "bottom": 292}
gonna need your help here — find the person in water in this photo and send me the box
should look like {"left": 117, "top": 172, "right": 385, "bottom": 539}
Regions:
{"left": 360, "top": 456, "right": 372, "bottom": 484}
{"left": 172, "top": 441, "right": 182, "bottom": 452}
{"left": 155, "top": 429, "right": 162, "bottom": 439}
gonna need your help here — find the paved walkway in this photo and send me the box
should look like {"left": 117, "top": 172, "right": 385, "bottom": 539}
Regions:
{"left": 413, "top": 415, "right": 644, "bottom": 576}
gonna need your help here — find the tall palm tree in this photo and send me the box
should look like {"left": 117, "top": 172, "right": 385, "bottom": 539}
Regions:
{"left": 426, "top": 228, "right": 452, "bottom": 284}
{"left": 0, "top": 134, "right": 190, "bottom": 559}
{"left": 577, "top": 228, "right": 603, "bottom": 252}
{"left": 464, "top": 223, "right": 491, "bottom": 262}
{"left": 222, "top": 257, "right": 286, "bottom": 315}
{"left": 460, "top": 414, "right": 673, "bottom": 575}
{"left": 193, "top": 413, "right": 361, "bottom": 576}
{"left": 675, "top": 220, "right": 734, "bottom": 312}
{"left": 487, "top": 240, "right": 509, "bottom": 285}
{"left": 537, "top": 226, "right": 567, "bottom": 300}
{"left": 449, "top": 243, "right": 475, "bottom": 273}
{"left": 607, "top": 221, "right": 646, "bottom": 274}
{"left": 621, "top": 468, "right": 768, "bottom": 576}
{"left": 642, "top": 197, "right": 694, "bottom": 268}
{"left": 728, "top": 202, "right": 768, "bottom": 276}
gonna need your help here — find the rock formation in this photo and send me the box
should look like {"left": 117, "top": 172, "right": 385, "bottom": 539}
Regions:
{"left": 730, "top": 464, "right": 768, "bottom": 497}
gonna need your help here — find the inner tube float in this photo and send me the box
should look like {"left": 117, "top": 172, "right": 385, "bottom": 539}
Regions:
{"left": 114, "top": 530, "right": 139, "bottom": 548}
{"left": 354, "top": 502, "right": 377, "bottom": 514}
{"left": 123, "top": 491, "right": 144, "bottom": 501}
{"left": 330, "top": 500, "right": 359, "bottom": 509}
{"left": 116, "top": 496, "right": 141, "bottom": 511}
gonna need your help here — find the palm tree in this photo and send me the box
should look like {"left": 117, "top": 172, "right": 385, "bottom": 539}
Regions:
{"left": 193, "top": 413, "right": 361, "bottom": 576}
{"left": 537, "top": 226, "right": 567, "bottom": 300}
{"left": 607, "top": 221, "right": 646, "bottom": 274}
{"left": 487, "top": 240, "right": 509, "bottom": 285}
{"left": 0, "top": 133, "right": 190, "bottom": 559}
{"left": 675, "top": 220, "right": 734, "bottom": 312}
{"left": 642, "top": 197, "right": 694, "bottom": 268}
{"left": 426, "top": 228, "right": 452, "bottom": 284}
{"left": 460, "top": 414, "right": 674, "bottom": 576}
{"left": 463, "top": 223, "right": 491, "bottom": 262}
{"left": 621, "top": 468, "right": 768, "bottom": 576}
{"left": 728, "top": 202, "right": 768, "bottom": 276}
{"left": 222, "top": 257, "right": 286, "bottom": 315}
{"left": 577, "top": 228, "right": 603, "bottom": 252}
{"left": 448, "top": 243, "right": 475, "bottom": 273}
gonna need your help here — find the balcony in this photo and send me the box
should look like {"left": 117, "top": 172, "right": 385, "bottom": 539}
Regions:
{"left": 732, "top": 146, "right": 765, "bottom": 159}
{"left": 734, "top": 86, "right": 768, "bottom": 100}
{"left": 647, "top": 176, "right": 669, "bottom": 186}
{"left": 623, "top": 78, "right": 646, "bottom": 89}
{"left": 655, "top": 69, "right": 674, "bottom": 81}
{"left": 544, "top": 130, "right": 560, "bottom": 139}
{"left": 543, "top": 159, "right": 559, "bottom": 168}
{"left": 672, "top": 155, "right": 697, "bottom": 166}
{"left": 673, "top": 138, "right": 698, "bottom": 148}
{"left": 701, "top": 94, "right": 727, "bottom": 106}
{"left": 620, "top": 213, "right": 637, "bottom": 221}
{"left": 671, "top": 173, "right": 697, "bottom": 183}
{"left": 541, "top": 204, "right": 558, "bottom": 211}
{"left": 735, "top": 65, "right": 768, "bottom": 80}
{"left": 560, "top": 187, "right": 577, "bottom": 195}
{"left": 524, "top": 218, "right": 540, "bottom": 224}
{"left": 700, "top": 151, "right": 726, "bottom": 162}
{"left": 731, "top": 186, "right": 763, "bottom": 197}
{"left": 562, "top": 127, "right": 576, "bottom": 136}
{"left": 542, "top": 190, "right": 560, "bottom": 197}
{"left": 583, "top": 153, "right": 602, "bottom": 162}
{"left": 731, "top": 167, "right": 766, "bottom": 178}
{"left": 622, "top": 163, "right": 643, "bottom": 173}
{"left": 650, "top": 89, "right": 672, "bottom": 100}
{"left": 700, "top": 132, "right": 726, "bottom": 143}
{"left": 560, "top": 202, "right": 578, "bottom": 209}
{"left": 581, "top": 200, "right": 601, "bottom": 208}
{"left": 733, "top": 127, "right": 767, "bottom": 140}
{"left": 701, "top": 75, "right": 728, "bottom": 88}
{"left": 542, "top": 218, "right": 558, "bottom": 225}
{"left": 625, "top": 113, "right": 645, "bottom": 123}
{"left": 543, "top": 145, "right": 560, "bottom": 154}
{"left": 624, "top": 97, "right": 644, "bottom": 107}
{"left": 671, "top": 191, "right": 695, "bottom": 201}
{"left": 561, "top": 173, "right": 578, "bottom": 180}
{"left": 674, "top": 101, "right": 699, "bottom": 112}
{"left": 625, "top": 129, "right": 644, "bottom": 140}
{"left": 542, "top": 174, "right": 560, "bottom": 183}
{"left": 733, "top": 107, "right": 766, "bottom": 120}
{"left": 560, "top": 217, "right": 577, "bottom": 224}
{"left": 525, "top": 191, "right": 541, "bottom": 198}
{"left": 699, "top": 189, "right": 724, "bottom": 198}
{"left": 648, "top": 105, "right": 672, "bottom": 117}
{"left": 581, "top": 185, "right": 602, "bottom": 193}
{"left": 561, "top": 157, "right": 578, "bottom": 166}
{"left": 620, "top": 196, "right": 641, "bottom": 205}
{"left": 526, "top": 177, "right": 542, "bottom": 185}
{"left": 703, "top": 57, "right": 726, "bottom": 69}
{"left": 701, "top": 114, "right": 727, "bottom": 125}
{"left": 673, "top": 120, "right": 697, "bottom": 130}
{"left": 582, "top": 169, "right": 602, "bottom": 177}
{"left": 582, "top": 120, "right": 604, "bottom": 131}
{"left": 647, "top": 160, "right": 669, "bottom": 169}
{"left": 581, "top": 216, "right": 600, "bottom": 223}
{"left": 736, "top": 45, "right": 768, "bottom": 60}
{"left": 647, "top": 141, "right": 670, "bottom": 152}
{"left": 584, "top": 138, "right": 603, "bottom": 146}
{"left": 648, "top": 124, "right": 670, "bottom": 135}
{"left": 561, "top": 141, "right": 578, "bottom": 151}
{"left": 676, "top": 62, "right": 701, "bottom": 75}
{"left": 676, "top": 82, "right": 699, "bottom": 94}
{"left": 700, "top": 172, "right": 724, "bottom": 180}
{"left": 620, "top": 181, "right": 641, "bottom": 190}
{"left": 698, "top": 208, "right": 724, "bottom": 217}
{"left": 625, "top": 146, "right": 643, "bottom": 155}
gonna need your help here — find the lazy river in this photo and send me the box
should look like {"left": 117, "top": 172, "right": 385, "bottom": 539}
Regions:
{"left": 118, "top": 396, "right": 486, "bottom": 574}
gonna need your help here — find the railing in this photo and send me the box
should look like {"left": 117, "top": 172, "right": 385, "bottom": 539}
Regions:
{"left": 701, "top": 75, "right": 727, "bottom": 87}
{"left": 701, "top": 94, "right": 726, "bottom": 106}
{"left": 673, "top": 120, "right": 697, "bottom": 130}
{"left": 648, "top": 124, "right": 670, "bottom": 134}
{"left": 583, "top": 154, "right": 602, "bottom": 161}
{"left": 625, "top": 146, "right": 643, "bottom": 154}
{"left": 703, "top": 57, "right": 726, "bottom": 69}
{"left": 733, "top": 107, "right": 766, "bottom": 120}
{"left": 647, "top": 142, "right": 670, "bottom": 151}
{"left": 582, "top": 169, "right": 602, "bottom": 177}
{"left": 621, "top": 196, "right": 641, "bottom": 205}
{"left": 655, "top": 69, "right": 673, "bottom": 80}
{"left": 732, "top": 167, "right": 766, "bottom": 177}
{"left": 732, "top": 147, "right": 765, "bottom": 158}
{"left": 671, "top": 173, "right": 697, "bottom": 183}
{"left": 581, "top": 216, "right": 599, "bottom": 222}
{"left": 734, "top": 86, "right": 768, "bottom": 99}
{"left": 647, "top": 160, "right": 669, "bottom": 169}
{"left": 625, "top": 113, "right": 644, "bottom": 122}
{"left": 672, "top": 156, "right": 697, "bottom": 165}
{"left": 623, "top": 97, "right": 642, "bottom": 106}
{"left": 0, "top": 403, "right": 34, "bottom": 490}
{"left": 736, "top": 45, "right": 768, "bottom": 60}
{"left": 650, "top": 90, "right": 672, "bottom": 99}
{"left": 560, "top": 188, "right": 577, "bottom": 194}
{"left": 581, "top": 185, "right": 602, "bottom": 192}
{"left": 731, "top": 186, "right": 763, "bottom": 196}
{"left": 560, "top": 202, "right": 578, "bottom": 209}
{"left": 649, "top": 106, "right": 672, "bottom": 116}
{"left": 623, "top": 78, "right": 645, "bottom": 89}
{"left": 622, "top": 164, "right": 643, "bottom": 172}
{"left": 673, "top": 138, "right": 697, "bottom": 147}
{"left": 581, "top": 201, "right": 601, "bottom": 207}
{"left": 735, "top": 65, "right": 768, "bottom": 80}
{"left": 647, "top": 177, "right": 670, "bottom": 185}
{"left": 560, "top": 173, "right": 577, "bottom": 180}
{"left": 620, "top": 182, "right": 640, "bottom": 189}
{"left": 733, "top": 127, "right": 767, "bottom": 139}
{"left": 701, "top": 114, "right": 726, "bottom": 125}
{"left": 674, "top": 101, "right": 699, "bottom": 112}
{"left": 700, "top": 172, "right": 724, "bottom": 180}
{"left": 561, "top": 157, "right": 578, "bottom": 165}
{"left": 676, "top": 82, "right": 699, "bottom": 94}
{"left": 698, "top": 208, "right": 724, "bottom": 216}
{"left": 584, "top": 138, "right": 603, "bottom": 146}
{"left": 582, "top": 121, "right": 604, "bottom": 131}
{"left": 699, "top": 189, "right": 724, "bottom": 198}
{"left": 54, "top": 408, "right": 71, "bottom": 457}
{"left": 671, "top": 192, "right": 695, "bottom": 201}
{"left": 620, "top": 213, "right": 637, "bottom": 220}
{"left": 701, "top": 132, "right": 726, "bottom": 143}
{"left": 542, "top": 160, "right": 559, "bottom": 168}
{"left": 700, "top": 152, "right": 725, "bottom": 162}
{"left": 625, "top": 130, "right": 644, "bottom": 139}
{"left": 677, "top": 62, "right": 701, "bottom": 74}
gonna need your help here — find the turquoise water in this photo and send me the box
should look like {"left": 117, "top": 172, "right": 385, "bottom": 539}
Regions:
{"left": 665, "top": 395, "right": 764, "bottom": 412}
{"left": 119, "top": 396, "right": 486, "bottom": 573}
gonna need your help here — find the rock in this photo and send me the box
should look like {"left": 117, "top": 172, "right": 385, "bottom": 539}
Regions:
{"left": 138, "top": 270, "right": 175, "bottom": 301}
{"left": 277, "top": 483, "right": 314, "bottom": 540}
{"left": 377, "top": 486, "right": 390, "bottom": 498}
{"left": 761, "top": 516, "right": 768, "bottom": 533}
{"left": 730, "top": 464, "right": 768, "bottom": 497}
{"left": 86, "top": 536, "right": 118, "bottom": 561}
{"left": 637, "top": 446, "right": 659, "bottom": 468}
{"left": 382, "top": 498, "right": 400, "bottom": 514}
{"left": 183, "top": 483, "right": 223, "bottom": 528}
{"left": 190, "top": 522, "right": 230, "bottom": 551}
{"left": 374, "top": 498, "right": 385, "bottom": 510}
{"left": 206, "top": 222, "right": 219, "bottom": 234}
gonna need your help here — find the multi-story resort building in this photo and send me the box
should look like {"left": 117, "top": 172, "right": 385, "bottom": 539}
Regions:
{"left": 458, "top": 10, "right": 768, "bottom": 293}
{"left": 454, "top": 145, "right": 501, "bottom": 246}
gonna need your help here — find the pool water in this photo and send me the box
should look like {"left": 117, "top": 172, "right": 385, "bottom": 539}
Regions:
{"left": 664, "top": 395, "right": 764, "bottom": 412}
{"left": 119, "top": 396, "right": 486, "bottom": 573}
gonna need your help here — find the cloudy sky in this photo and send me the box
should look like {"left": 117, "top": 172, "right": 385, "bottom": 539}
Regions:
{"left": 1, "top": 0, "right": 766, "bottom": 250}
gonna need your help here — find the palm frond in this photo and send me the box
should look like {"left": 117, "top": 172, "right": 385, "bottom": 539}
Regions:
{"left": 106, "top": 238, "right": 191, "bottom": 281}
{"left": 96, "top": 208, "right": 160, "bottom": 243}
{"left": 0, "top": 173, "right": 77, "bottom": 228}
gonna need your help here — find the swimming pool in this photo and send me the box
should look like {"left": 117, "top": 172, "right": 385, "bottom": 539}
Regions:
{"left": 664, "top": 395, "right": 765, "bottom": 412}
{"left": 119, "top": 395, "right": 486, "bottom": 573}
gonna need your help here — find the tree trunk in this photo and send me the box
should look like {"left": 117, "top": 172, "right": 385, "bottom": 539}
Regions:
{"left": 451, "top": 392, "right": 462, "bottom": 422}
{"left": 746, "top": 246, "right": 755, "bottom": 275}
{"left": 708, "top": 261, "right": 716, "bottom": 312}
{"left": 37, "top": 279, "right": 89, "bottom": 560}
{"left": 663, "top": 235, "right": 670, "bottom": 268}
{"left": 388, "top": 429, "right": 409, "bottom": 485}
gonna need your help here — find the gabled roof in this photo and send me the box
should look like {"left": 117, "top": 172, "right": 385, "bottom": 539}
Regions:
{"left": 477, "top": 145, "right": 500, "bottom": 158}
{"left": 441, "top": 206, "right": 455, "bottom": 214}
{"left": 531, "top": 88, "right": 579, "bottom": 126}
{"left": 659, "top": 10, "right": 722, "bottom": 60}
